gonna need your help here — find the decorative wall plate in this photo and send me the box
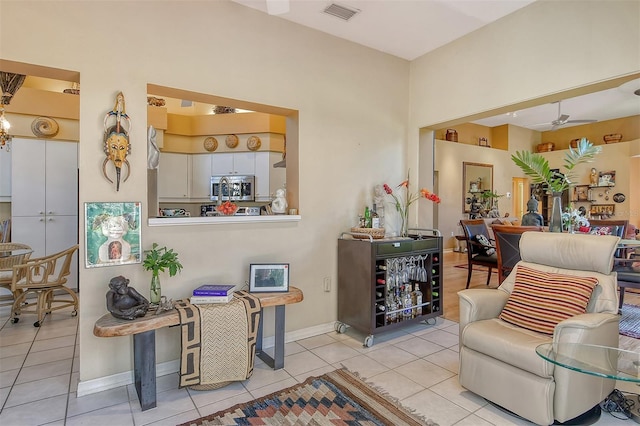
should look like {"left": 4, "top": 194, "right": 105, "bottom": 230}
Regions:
{"left": 247, "top": 135, "right": 261, "bottom": 151}
{"left": 203, "top": 136, "right": 218, "bottom": 152}
{"left": 31, "top": 116, "right": 59, "bottom": 138}
{"left": 225, "top": 134, "right": 239, "bottom": 149}
{"left": 613, "top": 193, "right": 625, "bottom": 203}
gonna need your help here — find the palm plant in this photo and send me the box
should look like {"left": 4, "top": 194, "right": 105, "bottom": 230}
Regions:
{"left": 511, "top": 138, "right": 601, "bottom": 194}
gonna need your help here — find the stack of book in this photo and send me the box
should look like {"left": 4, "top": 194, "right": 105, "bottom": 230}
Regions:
{"left": 190, "top": 284, "right": 235, "bottom": 304}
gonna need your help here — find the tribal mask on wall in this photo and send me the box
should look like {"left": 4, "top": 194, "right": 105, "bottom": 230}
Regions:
{"left": 103, "top": 92, "right": 131, "bottom": 191}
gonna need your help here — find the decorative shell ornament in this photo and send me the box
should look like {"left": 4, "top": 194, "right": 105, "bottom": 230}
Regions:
{"left": 31, "top": 117, "right": 59, "bottom": 138}
{"left": 225, "top": 134, "right": 239, "bottom": 149}
{"left": 247, "top": 135, "right": 261, "bottom": 151}
{"left": 203, "top": 137, "right": 218, "bottom": 152}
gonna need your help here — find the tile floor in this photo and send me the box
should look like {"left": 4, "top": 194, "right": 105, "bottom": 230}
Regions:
{"left": 1, "top": 301, "right": 638, "bottom": 426}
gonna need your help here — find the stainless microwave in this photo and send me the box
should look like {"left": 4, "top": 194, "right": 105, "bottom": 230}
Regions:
{"left": 210, "top": 175, "right": 255, "bottom": 202}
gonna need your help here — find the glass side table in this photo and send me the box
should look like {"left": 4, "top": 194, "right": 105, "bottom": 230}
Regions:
{"left": 537, "top": 342, "right": 640, "bottom": 423}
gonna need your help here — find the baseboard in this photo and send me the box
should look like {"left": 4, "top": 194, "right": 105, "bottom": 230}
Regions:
{"left": 77, "top": 321, "right": 336, "bottom": 397}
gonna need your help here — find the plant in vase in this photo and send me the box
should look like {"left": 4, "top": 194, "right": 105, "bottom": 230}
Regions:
{"left": 511, "top": 138, "right": 600, "bottom": 232}
{"left": 142, "top": 243, "right": 183, "bottom": 304}
{"left": 383, "top": 170, "right": 441, "bottom": 237}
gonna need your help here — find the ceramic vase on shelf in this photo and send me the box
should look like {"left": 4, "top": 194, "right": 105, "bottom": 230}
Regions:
{"left": 549, "top": 192, "right": 564, "bottom": 233}
{"left": 150, "top": 272, "right": 161, "bottom": 304}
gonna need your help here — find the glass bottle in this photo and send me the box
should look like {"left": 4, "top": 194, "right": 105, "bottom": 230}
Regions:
{"left": 403, "top": 284, "right": 413, "bottom": 320}
{"left": 413, "top": 284, "right": 423, "bottom": 317}
{"left": 364, "top": 206, "right": 372, "bottom": 228}
{"left": 395, "top": 288, "right": 404, "bottom": 322}
{"left": 387, "top": 294, "right": 397, "bottom": 323}
{"left": 371, "top": 207, "right": 380, "bottom": 229}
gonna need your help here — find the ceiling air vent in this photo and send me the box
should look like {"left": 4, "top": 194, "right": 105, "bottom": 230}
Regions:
{"left": 323, "top": 3, "right": 360, "bottom": 21}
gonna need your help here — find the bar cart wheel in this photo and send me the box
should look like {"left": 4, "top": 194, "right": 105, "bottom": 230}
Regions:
{"left": 334, "top": 321, "right": 347, "bottom": 334}
{"left": 424, "top": 318, "right": 437, "bottom": 326}
{"left": 363, "top": 335, "right": 374, "bottom": 348}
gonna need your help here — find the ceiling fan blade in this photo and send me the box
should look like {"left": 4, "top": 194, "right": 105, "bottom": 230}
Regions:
{"left": 566, "top": 119, "right": 597, "bottom": 124}
{"left": 266, "top": 0, "right": 289, "bottom": 15}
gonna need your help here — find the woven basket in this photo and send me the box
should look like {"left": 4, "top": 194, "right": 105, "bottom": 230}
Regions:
{"left": 350, "top": 227, "right": 385, "bottom": 239}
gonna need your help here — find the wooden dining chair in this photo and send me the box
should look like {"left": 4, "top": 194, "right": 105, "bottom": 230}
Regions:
{"left": 459, "top": 219, "right": 498, "bottom": 289}
{"left": 491, "top": 225, "right": 544, "bottom": 284}
{"left": 613, "top": 252, "right": 640, "bottom": 310}
{"left": 10, "top": 245, "right": 79, "bottom": 327}
{"left": 0, "top": 242, "right": 33, "bottom": 306}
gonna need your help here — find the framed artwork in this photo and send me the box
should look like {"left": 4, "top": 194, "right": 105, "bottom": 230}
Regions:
{"left": 249, "top": 263, "right": 289, "bottom": 292}
{"left": 574, "top": 185, "right": 589, "bottom": 201}
{"left": 598, "top": 171, "right": 615, "bottom": 186}
{"left": 85, "top": 202, "right": 142, "bottom": 268}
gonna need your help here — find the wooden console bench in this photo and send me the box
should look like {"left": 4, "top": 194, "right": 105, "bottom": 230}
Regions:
{"left": 94, "top": 286, "right": 303, "bottom": 411}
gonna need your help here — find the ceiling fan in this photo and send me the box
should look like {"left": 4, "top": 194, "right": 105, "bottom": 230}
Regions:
{"left": 546, "top": 101, "right": 597, "bottom": 130}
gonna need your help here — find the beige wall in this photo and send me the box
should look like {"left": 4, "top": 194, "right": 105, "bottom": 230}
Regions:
{"left": 540, "top": 140, "right": 638, "bottom": 227}
{"left": 1, "top": 0, "right": 410, "bottom": 385}
{"left": 409, "top": 0, "right": 640, "bottom": 230}
{"left": 2, "top": 0, "right": 639, "bottom": 391}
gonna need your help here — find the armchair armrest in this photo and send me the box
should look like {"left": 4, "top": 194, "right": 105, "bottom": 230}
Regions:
{"left": 458, "top": 289, "right": 509, "bottom": 330}
{"left": 554, "top": 313, "right": 620, "bottom": 347}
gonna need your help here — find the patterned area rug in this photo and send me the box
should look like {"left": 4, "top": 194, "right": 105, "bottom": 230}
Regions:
{"left": 178, "top": 368, "right": 438, "bottom": 426}
{"left": 620, "top": 304, "right": 640, "bottom": 339}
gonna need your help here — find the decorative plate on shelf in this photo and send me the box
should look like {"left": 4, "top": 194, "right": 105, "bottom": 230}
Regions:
{"left": 225, "top": 134, "right": 239, "bottom": 149}
{"left": 613, "top": 193, "right": 625, "bottom": 203}
{"left": 247, "top": 135, "right": 261, "bottom": 151}
{"left": 203, "top": 137, "right": 218, "bottom": 152}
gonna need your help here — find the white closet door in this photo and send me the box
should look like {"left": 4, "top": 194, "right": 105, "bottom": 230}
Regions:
{"left": 46, "top": 140, "right": 78, "bottom": 216}
{"left": 0, "top": 148, "right": 11, "bottom": 198}
{"left": 11, "top": 138, "right": 46, "bottom": 217}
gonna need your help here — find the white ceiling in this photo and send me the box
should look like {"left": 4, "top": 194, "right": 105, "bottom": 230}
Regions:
{"left": 230, "top": 0, "right": 640, "bottom": 131}
{"left": 231, "top": 0, "right": 536, "bottom": 61}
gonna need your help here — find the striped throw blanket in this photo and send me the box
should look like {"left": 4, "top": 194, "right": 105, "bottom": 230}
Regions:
{"left": 175, "top": 291, "right": 261, "bottom": 390}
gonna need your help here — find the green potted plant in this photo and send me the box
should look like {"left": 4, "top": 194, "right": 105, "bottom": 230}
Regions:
{"left": 143, "top": 243, "right": 183, "bottom": 303}
{"left": 511, "top": 138, "right": 601, "bottom": 232}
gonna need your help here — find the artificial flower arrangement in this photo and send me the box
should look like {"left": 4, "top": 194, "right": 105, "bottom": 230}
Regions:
{"left": 562, "top": 208, "right": 590, "bottom": 233}
{"left": 384, "top": 170, "right": 441, "bottom": 237}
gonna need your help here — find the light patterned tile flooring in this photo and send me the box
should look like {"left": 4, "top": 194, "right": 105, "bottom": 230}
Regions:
{"left": 0, "top": 252, "right": 638, "bottom": 425}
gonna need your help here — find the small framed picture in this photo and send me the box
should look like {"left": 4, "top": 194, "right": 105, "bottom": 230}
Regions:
{"left": 249, "top": 263, "right": 289, "bottom": 292}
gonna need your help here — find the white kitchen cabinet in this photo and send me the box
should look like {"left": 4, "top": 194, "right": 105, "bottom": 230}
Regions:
{"left": 191, "top": 154, "right": 213, "bottom": 199}
{"left": 211, "top": 152, "right": 255, "bottom": 176}
{"left": 11, "top": 138, "right": 78, "bottom": 289}
{"left": 0, "top": 148, "right": 11, "bottom": 199}
{"left": 254, "top": 152, "right": 287, "bottom": 201}
{"left": 158, "top": 153, "right": 190, "bottom": 199}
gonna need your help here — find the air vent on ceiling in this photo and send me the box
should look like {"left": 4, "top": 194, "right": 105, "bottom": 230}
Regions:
{"left": 323, "top": 3, "right": 360, "bottom": 21}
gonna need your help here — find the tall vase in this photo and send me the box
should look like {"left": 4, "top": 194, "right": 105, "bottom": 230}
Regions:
{"left": 150, "top": 272, "right": 161, "bottom": 304}
{"left": 399, "top": 212, "right": 409, "bottom": 238}
{"left": 549, "top": 192, "right": 564, "bottom": 233}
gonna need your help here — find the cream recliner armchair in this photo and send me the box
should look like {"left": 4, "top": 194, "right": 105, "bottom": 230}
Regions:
{"left": 458, "top": 232, "right": 620, "bottom": 425}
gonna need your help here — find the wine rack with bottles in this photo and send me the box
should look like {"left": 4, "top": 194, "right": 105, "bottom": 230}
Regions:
{"left": 337, "top": 231, "right": 443, "bottom": 347}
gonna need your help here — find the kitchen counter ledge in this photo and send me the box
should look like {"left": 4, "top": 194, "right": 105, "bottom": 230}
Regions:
{"left": 148, "top": 215, "right": 301, "bottom": 227}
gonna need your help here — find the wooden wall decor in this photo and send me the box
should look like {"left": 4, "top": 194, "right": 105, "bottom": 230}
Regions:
{"left": 103, "top": 92, "right": 131, "bottom": 191}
